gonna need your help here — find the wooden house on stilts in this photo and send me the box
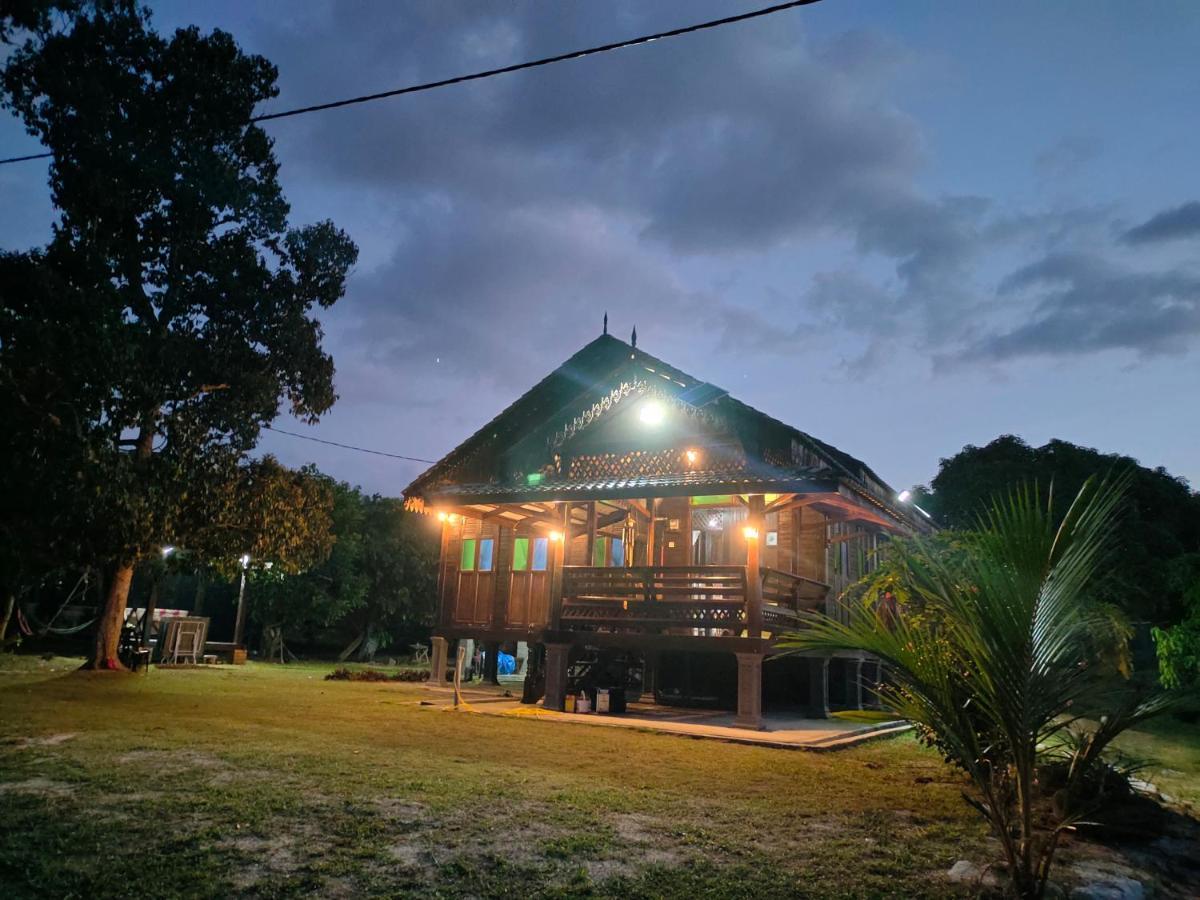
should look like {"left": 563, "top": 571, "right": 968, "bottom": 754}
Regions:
{"left": 403, "top": 330, "right": 930, "bottom": 728}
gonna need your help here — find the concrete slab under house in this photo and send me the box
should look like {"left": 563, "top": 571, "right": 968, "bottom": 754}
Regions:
{"left": 403, "top": 329, "right": 932, "bottom": 730}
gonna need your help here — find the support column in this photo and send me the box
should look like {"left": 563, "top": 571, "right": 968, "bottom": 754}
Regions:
{"left": 484, "top": 640, "right": 500, "bottom": 684}
{"left": 548, "top": 505, "right": 568, "bottom": 630}
{"left": 745, "top": 494, "right": 765, "bottom": 639}
{"left": 543, "top": 642, "right": 572, "bottom": 711}
{"left": 733, "top": 651, "right": 764, "bottom": 729}
{"left": 806, "top": 656, "right": 830, "bottom": 719}
{"left": 429, "top": 636, "right": 449, "bottom": 685}
{"left": 854, "top": 657, "right": 865, "bottom": 711}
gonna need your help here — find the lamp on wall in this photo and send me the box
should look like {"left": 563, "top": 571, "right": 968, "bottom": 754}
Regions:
{"left": 742, "top": 526, "right": 759, "bottom": 541}
{"left": 549, "top": 530, "right": 564, "bottom": 542}
{"left": 638, "top": 399, "right": 665, "bottom": 426}
{"left": 685, "top": 448, "right": 699, "bottom": 465}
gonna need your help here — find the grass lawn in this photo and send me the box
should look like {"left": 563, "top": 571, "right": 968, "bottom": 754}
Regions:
{"left": 0, "top": 655, "right": 1194, "bottom": 898}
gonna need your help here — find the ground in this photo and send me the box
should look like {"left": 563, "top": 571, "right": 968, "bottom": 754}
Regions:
{"left": 0, "top": 655, "right": 1196, "bottom": 899}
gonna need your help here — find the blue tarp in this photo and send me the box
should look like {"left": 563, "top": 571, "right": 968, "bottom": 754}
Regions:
{"left": 497, "top": 651, "right": 516, "bottom": 675}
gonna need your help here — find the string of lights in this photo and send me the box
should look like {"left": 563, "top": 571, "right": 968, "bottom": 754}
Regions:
{"left": 0, "top": 1, "right": 822, "bottom": 166}
{"left": 263, "top": 424, "right": 435, "bottom": 464}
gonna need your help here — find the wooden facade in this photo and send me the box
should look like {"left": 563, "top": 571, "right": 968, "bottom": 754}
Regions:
{"left": 404, "top": 333, "right": 930, "bottom": 727}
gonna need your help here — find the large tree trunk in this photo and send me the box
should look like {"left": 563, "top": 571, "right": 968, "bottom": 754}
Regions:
{"left": 85, "top": 562, "right": 134, "bottom": 670}
{"left": 0, "top": 592, "right": 15, "bottom": 645}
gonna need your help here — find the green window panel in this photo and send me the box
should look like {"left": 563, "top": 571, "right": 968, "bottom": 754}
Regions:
{"left": 513, "top": 537, "right": 530, "bottom": 571}
{"left": 460, "top": 538, "right": 476, "bottom": 571}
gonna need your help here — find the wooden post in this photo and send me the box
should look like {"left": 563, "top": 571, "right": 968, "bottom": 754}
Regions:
{"left": 437, "top": 518, "right": 452, "bottom": 627}
{"left": 644, "top": 497, "right": 656, "bottom": 567}
{"left": 548, "top": 504, "right": 568, "bottom": 630}
{"left": 586, "top": 501, "right": 598, "bottom": 564}
{"left": 745, "top": 494, "right": 764, "bottom": 639}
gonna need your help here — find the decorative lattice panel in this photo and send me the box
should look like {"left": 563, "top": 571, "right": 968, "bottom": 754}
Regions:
{"left": 567, "top": 447, "right": 747, "bottom": 480}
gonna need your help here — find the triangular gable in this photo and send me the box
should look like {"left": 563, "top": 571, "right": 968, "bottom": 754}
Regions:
{"left": 404, "top": 334, "right": 916, "bottom": 530}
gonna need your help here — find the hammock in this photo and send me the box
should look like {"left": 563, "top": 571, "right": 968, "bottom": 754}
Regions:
{"left": 19, "top": 572, "right": 99, "bottom": 636}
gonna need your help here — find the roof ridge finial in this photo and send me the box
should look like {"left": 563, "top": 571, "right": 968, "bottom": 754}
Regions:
{"left": 603, "top": 311, "right": 608, "bottom": 335}
{"left": 631, "top": 325, "right": 637, "bottom": 349}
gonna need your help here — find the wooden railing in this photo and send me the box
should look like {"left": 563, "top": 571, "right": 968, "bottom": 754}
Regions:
{"left": 560, "top": 566, "right": 831, "bottom": 634}
{"left": 760, "top": 567, "right": 829, "bottom": 631}
{"left": 561, "top": 566, "right": 746, "bottom": 630}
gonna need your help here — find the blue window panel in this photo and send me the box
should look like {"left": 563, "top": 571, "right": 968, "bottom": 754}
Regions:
{"left": 478, "top": 538, "right": 494, "bottom": 572}
{"left": 531, "top": 538, "right": 549, "bottom": 571}
{"left": 611, "top": 538, "right": 624, "bottom": 567}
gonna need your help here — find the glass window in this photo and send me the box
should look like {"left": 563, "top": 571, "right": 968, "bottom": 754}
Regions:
{"left": 478, "top": 538, "right": 494, "bottom": 572}
{"left": 592, "top": 536, "right": 606, "bottom": 567}
{"left": 610, "top": 538, "right": 624, "bottom": 567}
{"left": 513, "top": 537, "right": 530, "bottom": 572}
{"left": 460, "top": 539, "right": 476, "bottom": 571}
{"left": 531, "top": 537, "right": 549, "bottom": 571}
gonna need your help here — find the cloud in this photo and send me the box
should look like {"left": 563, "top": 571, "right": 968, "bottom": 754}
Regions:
{"left": 957, "top": 253, "right": 1200, "bottom": 362}
{"left": 1122, "top": 201, "right": 1200, "bottom": 245}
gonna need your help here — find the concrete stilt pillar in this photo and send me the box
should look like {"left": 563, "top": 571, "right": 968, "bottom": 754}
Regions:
{"left": 854, "top": 657, "right": 865, "bottom": 711}
{"left": 807, "top": 656, "right": 830, "bottom": 719}
{"left": 484, "top": 640, "right": 500, "bottom": 684}
{"left": 733, "top": 651, "right": 764, "bottom": 730}
{"left": 429, "top": 636, "right": 449, "bottom": 684}
{"left": 543, "top": 642, "right": 571, "bottom": 711}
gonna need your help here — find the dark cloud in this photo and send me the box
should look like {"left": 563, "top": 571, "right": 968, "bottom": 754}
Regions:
{"left": 1122, "top": 201, "right": 1200, "bottom": 245}
{"left": 956, "top": 253, "right": 1200, "bottom": 362}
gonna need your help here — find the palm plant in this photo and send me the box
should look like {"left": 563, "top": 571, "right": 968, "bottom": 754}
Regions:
{"left": 779, "top": 476, "right": 1173, "bottom": 898}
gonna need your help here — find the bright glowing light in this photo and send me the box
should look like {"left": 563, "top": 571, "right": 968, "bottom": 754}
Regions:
{"left": 707, "top": 514, "right": 722, "bottom": 530}
{"left": 685, "top": 449, "right": 699, "bottom": 465}
{"left": 240, "top": 553, "right": 250, "bottom": 568}
{"left": 436, "top": 511, "right": 448, "bottom": 522}
{"left": 898, "top": 490, "right": 912, "bottom": 503}
{"left": 161, "top": 545, "right": 175, "bottom": 558}
{"left": 638, "top": 399, "right": 665, "bottom": 426}
{"left": 549, "top": 530, "right": 564, "bottom": 542}
{"left": 447, "top": 513, "right": 460, "bottom": 524}
{"left": 742, "top": 526, "right": 760, "bottom": 541}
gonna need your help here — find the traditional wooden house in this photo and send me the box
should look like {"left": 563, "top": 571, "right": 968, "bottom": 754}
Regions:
{"left": 403, "top": 330, "right": 930, "bottom": 728}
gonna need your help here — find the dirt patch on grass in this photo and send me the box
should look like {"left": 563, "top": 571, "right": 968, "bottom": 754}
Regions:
{"left": 13, "top": 732, "right": 78, "bottom": 749}
{"left": 117, "top": 748, "right": 228, "bottom": 774}
{"left": 0, "top": 776, "right": 75, "bottom": 797}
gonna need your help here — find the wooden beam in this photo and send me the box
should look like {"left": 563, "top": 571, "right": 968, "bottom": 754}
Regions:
{"left": 763, "top": 493, "right": 798, "bottom": 515}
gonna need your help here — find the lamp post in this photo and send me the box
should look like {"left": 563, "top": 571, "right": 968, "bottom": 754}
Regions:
{"left": 233, "top": 553, "right": 250, "bottom": 648}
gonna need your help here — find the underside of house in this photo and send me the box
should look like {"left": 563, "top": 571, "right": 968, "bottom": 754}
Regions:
{"left": 403, "top": 332, "right": 930, "bottom": 728}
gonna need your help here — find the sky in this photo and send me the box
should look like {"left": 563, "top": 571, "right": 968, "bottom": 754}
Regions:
{"left": 3, "top": 1, "right": 1198, "bottom": 496}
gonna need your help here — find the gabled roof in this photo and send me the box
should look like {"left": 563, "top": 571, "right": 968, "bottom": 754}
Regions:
{"left": 404, "top": 334, "right": 918, "bottom": 528}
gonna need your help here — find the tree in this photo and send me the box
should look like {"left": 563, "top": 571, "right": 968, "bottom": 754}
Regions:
{"left": 780, "top": 477, "right": 1173, "bottom": 899}
{"left": 336, "top": 495, "right": 438, "bottom": 661}
{"left": 247, "top": 476, "right": 366, "bottom": 660}
{"left": 921, "top": 436, "right": 1200, "bottom": 623}
{"left": 1151, "top": 555, "right": 1200, "bottom": 689}
{"left": 1, "top": 5, "right": 357, "bottom": 667}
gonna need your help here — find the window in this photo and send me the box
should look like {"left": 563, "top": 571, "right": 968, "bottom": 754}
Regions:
{"left": 460, "top": 539, "right": 477, "bottom": 571}
{"left": 478, "top": 538, "right": 494, "bottom": 572}
{"left": 610, "top": 538, "right": 624, "bottom": 567}
{"left": 513, "top": 537, "right": 530, "bottom": 572}
{"left": 531, "top": 537, "right": 549, "bottom": 571}
{"left": 592, "top": 536, "right": 606, "bottom": 567}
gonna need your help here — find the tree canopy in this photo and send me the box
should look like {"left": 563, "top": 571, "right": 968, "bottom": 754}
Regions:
{"left": 920, "top": 435, "right": 1200, "bottom": 623}
{"left": 0, "top": 4, "right": 357, "bottom": 666}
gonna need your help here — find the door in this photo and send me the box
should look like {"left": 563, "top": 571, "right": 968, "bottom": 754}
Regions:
{"left": 508, "top": 534, "right": 550, "bottom": 627}
{"left": 455, "top": 523, "right": 496, "bottom": 626}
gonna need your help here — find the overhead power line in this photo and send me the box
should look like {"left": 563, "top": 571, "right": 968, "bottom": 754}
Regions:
{"left": 263, "top": 424, "right": 435, "bottom": 464}
{"left": 0, "top": 0, "right": 822, "bottom": 166}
